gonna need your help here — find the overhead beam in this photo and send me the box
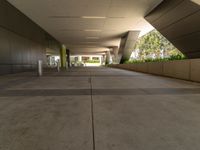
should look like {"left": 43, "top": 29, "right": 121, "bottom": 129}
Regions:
{"left": 145, "top": 0, "right": 200, "bottom": 58}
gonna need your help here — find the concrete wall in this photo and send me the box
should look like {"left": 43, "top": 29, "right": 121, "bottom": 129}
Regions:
{"left": 147, "top": 62, "right": 163, "bottom": 75}
{"left": 0, "top": 0, "right": 61, "bottom": 75}
{"left": 111, "top": 59, "right": 200, "bottom": 82}
{"left": 145, "top": 0, "right": 200, "bottom": 58}
{"left": 163, "top": 60, "right": 190, "bottom": 80}
{"left": 190, "top": 59, "right": 200, "bottom": 82}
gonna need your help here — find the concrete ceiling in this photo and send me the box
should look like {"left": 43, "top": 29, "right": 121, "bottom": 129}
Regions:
{"left": 7, "top": 0, "right": 163, "bottom": 54}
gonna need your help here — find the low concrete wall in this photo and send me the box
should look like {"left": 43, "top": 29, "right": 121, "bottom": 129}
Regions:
{"left": 111, "top": 59, "right": 200, "bottom": 82}
{"left": 190, "top": 59, "right": 200, "bottom": 82}
{"left": 147, "top": 62, "right": 163, "bottom": 75}
{"left": 163, "top": 60, "right": 190, "bottom": 80}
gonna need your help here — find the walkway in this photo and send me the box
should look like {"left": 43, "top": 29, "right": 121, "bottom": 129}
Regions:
{"left": 0, "top": 67, "right": 200, "bottom": 150}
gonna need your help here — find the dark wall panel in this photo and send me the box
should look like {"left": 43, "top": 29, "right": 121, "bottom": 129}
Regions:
{"left": 0, "top": 28, "right": 11, "bottom": 64}
{"left": 0, "top": 0, "right": 61, "bottom": 75}
{"left": 0, "top": 27, "right": 46, "bottom": 75}
{"left": 145, "top": 0, "right": 200, "bottom": 58}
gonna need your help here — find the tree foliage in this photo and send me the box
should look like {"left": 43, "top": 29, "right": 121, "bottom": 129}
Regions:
{"left": 133, "top": 29, "right": 184, "bottom": 61}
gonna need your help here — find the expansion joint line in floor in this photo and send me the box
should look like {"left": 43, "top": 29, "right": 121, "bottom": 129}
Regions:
{"left": 89, "top": 74, "right": 96, "bottom": 150}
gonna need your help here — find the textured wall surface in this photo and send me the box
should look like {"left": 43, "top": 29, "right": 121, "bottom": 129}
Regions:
{"left": 145, "top": 0, "right": 200, "bottom": 58}
{"left": 0, "top": 0, "right": 60, "bottom": 75}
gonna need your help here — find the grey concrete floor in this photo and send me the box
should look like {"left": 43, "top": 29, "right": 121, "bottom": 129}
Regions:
{"left": 0, "top": 67, "right": 200, "bottom": 150}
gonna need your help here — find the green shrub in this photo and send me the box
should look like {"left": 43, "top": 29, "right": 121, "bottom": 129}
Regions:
{"left": 124, "top": 54, "right": 186, "bottom": 64}
{"left": 86, "top": 60, "right": 100, "bottom": 63}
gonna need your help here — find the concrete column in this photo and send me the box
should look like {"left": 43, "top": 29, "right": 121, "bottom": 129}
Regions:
{"left": 112, "top": 46, "right": 119, "bottom": 64}
{"left": 66, "top": 49, "right": 70, "bottom": 68}
{"left": 119, "top": 31, "right": 140, "bottom": 63}
{"left": 57, "top": 60, "right": 60, "bottom": 72}
{"left": 60, "top": 45, "right": 66, "bottom": 68}
{"left": 89, "top": 56, "right": 93, "bottom": 61}
{"left": 106, "top": 50, "right": 112, "bottom": 64}
{"left": 102, "top": 55, "right": 106, "bottom": 65}
{"left": 78, "top": 56, "right": 82, "bottom": 62}
{"left": 99, "top": 56, "right": 102, "bottom": 65}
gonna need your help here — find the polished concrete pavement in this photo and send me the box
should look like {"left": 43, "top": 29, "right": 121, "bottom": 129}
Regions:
{"left": 0, "top": 67, "right": 200, "bottom": 150}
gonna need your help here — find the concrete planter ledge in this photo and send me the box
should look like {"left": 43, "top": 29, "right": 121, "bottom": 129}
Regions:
{"left": 110, "top": 59, "right": 200, "bottom": 82}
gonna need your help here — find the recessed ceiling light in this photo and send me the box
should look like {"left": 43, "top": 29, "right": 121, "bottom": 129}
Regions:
{"left": 49, "top": 16, "right": 123, "bottom": 19}
{"left": 86, "top": 37, "right": 100, "bottom": 39}
{"left": 83, "top": 42, "right": 99, "bottom": 43}
{"left": 49, "top": 16, "right": 80, "bottom": 18}
{"left": 82, "top": 16, "right": 106, "bottom": 19}
{"left": 80, "top": 42, "right": 99, "bottom": 44}
{"left": 84, "top": 29, "right": 102, "bottom": 32}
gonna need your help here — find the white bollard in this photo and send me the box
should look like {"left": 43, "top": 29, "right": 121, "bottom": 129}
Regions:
{"left": 38, "top": 60, "right": 43, "bottom": 76}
